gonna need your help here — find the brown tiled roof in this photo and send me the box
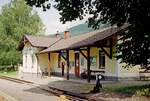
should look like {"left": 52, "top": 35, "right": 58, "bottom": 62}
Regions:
{"left": 17, "top": 35, "right": 61, "bottom": 51}
{"left": 41, "top": 24, "right": 128, "bottom": 53}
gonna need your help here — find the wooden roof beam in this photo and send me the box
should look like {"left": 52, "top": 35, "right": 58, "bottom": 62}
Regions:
{"left": 79, "top": 50, "right": 87, "bottom": 60}
{"left": 60, "top": 51, "right": 67, "bottom": 61}
{"left": 100, "top": 46, "right": 112, "bottom": 59}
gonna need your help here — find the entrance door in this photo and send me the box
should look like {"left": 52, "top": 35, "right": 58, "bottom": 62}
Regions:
{"left": 75, "top": 53, "right": 80, "bottom": 77}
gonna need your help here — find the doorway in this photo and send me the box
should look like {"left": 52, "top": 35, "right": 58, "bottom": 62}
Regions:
{"left": 75, "top": 53, "right": 80, "bottom": 77}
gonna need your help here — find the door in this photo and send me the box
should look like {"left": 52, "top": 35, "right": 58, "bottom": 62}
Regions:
{"left": 75, "top": 53, "right": 80, "bottom": 77}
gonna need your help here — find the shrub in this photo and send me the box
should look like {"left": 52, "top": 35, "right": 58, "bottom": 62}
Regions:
{"left": 136, "top": 88, "right": 150, "bottom": 97}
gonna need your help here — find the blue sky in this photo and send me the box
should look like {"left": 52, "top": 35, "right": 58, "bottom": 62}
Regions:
{"left": 0, "top": 0, "right": 85, "bottom": 35}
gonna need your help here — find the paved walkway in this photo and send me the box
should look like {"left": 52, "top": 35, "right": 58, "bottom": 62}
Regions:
{"left": 0, "top": 90, "right": 17, "bottom": 101}
{"left": 0, "top": 79, "right": 61, "bottom": 101}
{"left": 16, "top": 74, "right": 115, "bottom": 93}
{"left": 17, "top": 73, "right": 115, "bottom": 85}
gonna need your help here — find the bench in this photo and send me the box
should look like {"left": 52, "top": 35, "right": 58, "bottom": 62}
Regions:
{"left": 81, "top": 69, "right": 105, "bottom": 80}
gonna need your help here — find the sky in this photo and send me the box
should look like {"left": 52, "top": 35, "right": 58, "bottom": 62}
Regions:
{"left": 0, "top": 0, "right": 86, "bottom": 35}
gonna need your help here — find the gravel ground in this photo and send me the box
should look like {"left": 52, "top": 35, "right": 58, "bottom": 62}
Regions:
{"left": 0, "top": 79, "right": 60, "bottom": 101}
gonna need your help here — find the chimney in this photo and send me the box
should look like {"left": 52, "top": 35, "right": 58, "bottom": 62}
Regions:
{"left": 64, "top": 30, "right": 70, "bottom": 39}
{"left": 55, "top": 31, "right": 61, "bottom": 38}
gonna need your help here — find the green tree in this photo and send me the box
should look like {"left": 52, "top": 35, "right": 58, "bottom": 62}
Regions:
{"left": 0, "top": 0, "right": 44, "bottom": 68}
{"left": 26, "top": 0, "right": 150, "bottom": 70}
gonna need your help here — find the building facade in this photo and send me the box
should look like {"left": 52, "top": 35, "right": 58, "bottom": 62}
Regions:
{"left": 18, "top": 25, "right": 144, "bottom": 81}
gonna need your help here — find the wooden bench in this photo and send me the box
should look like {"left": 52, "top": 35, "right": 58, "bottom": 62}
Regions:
{"left": 81, "top": 69, "right": 105, "bottom": 80}
{"left": 90, "top": 70, "right": 105, "bottom": 80}
{"left": 90, "top": 70, "right": 105, "bottom": 74}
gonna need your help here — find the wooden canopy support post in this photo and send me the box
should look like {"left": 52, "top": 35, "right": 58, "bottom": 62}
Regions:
{"left": 96, "top": 38, "right": 113, "bottom": 59}
{"left": 48, "top": 52, "right": 51, "bottom": 76}
{"left": 66, "top": 50, "right": 70, "bottom": 80}
{"left": 61, "top": 55, "right": 67, "bottom": 61}
{"left": 100, "top": 44, "right": 113, "bottom": 59}
{"left": 87, "top": 47, "right": 91, "bottom": 83}
{"left": 100, "top": 47, "right": 111, "bottom": 59}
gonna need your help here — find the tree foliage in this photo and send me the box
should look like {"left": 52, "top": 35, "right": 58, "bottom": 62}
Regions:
{"left": 26, "top": 0, "right": 51, "bottom": 11}
{"left": 51, "top": 0, "right": 150, "bottom": 69}
{"left": 0, "top": 0, "right": 43, "bottom": 67}
{"left": 26, "top": 0, "right": 150, "bottom": 70}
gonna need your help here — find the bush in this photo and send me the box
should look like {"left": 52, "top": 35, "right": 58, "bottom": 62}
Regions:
{"left": 0, "top": 65, "right": 16, "bottom": 72}
{"left": 136, "top": 88, "right": 150, "bottom": 97}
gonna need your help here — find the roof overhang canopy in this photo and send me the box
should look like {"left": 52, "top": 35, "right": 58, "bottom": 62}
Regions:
{"left": 17, "top": 35, "right": 61, "bottom": 51}
{"left": 41, "top": 24, "right": 128, "bottom": 53}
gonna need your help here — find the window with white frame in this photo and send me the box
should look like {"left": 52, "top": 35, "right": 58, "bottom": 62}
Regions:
{"left": 99, "top": 51, "right": 105, "bottom": 68}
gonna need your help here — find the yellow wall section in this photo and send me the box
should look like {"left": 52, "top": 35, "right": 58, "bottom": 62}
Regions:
{"left": 69, "top": 50, "right": 75, "bottom": 73}
{"left": 38, "top": 53, "right": 49, "bottom": 71}
{"left": 104, "top": 47, "right": 116, "bottom": 75}
{"left": 50, "top": 53, "right": 59, "bottom": 70}
{"left": 90, "top": 47, "right": 99, "bottom": 70}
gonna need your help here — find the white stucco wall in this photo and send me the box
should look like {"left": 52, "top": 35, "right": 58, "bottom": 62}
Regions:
{"left": 22, "top": 42, "right": 42, "bottom": 73}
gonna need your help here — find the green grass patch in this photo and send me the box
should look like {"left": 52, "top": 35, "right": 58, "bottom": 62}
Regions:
{"left": 104, "top": 84, "right": 150, "bottom": 96}
{"left": 0, "top": 71, "right": 17, "bottom": 77}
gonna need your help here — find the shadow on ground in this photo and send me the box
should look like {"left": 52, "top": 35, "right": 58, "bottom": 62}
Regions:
{"left": 23, "top": 79, "right": 140, "bottom": 101}
{"left": 21, "top": 75, "right": 150, "bottom": 101}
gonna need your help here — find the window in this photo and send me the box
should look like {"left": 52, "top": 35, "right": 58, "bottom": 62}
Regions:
{"left": 99, "top": 51, "right": 105, "bottom": 68}
{"left": 80, "top": 57, "right": 84, "bottom": 66}
{"left": 90, "top": 56, "right": 97, "bottom": 66}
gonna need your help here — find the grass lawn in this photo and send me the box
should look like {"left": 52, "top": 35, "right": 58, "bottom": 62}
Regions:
{"left": 103, "top": 81, "right": 150, "bottom": 96}
{"left": 57, "top": 81, "right": 150, "bottom": 96}
{"left": 76, "top": 80, "right": 150, "bottom": 96}
{"left": 0, "top": 71, "right": 17, "bottom": 77}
